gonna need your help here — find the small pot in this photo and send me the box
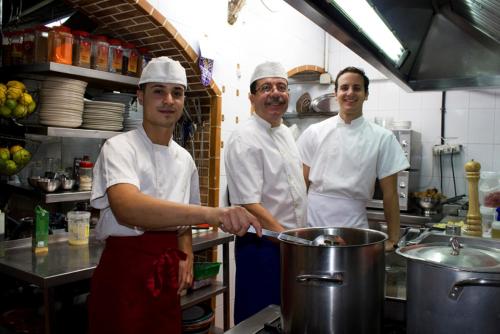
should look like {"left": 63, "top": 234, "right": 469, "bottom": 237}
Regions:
{"left": 397, "top": 237, "right": 500, "bottom": 334}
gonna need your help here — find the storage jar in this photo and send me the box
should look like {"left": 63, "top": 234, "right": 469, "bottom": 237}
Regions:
{"left": 67, "top": 211, "right": 90, "bottom": 245}
{"left": 107, "top": 39, "right": 123, "bottom": 73}
{"left": 72, "top": 30, "right": 92, "bottom": 68}
{"left": 91, "top": 35, "right": 109, "bottom": 71}
{"left": 22, "top": 28, "right": 35, "bottom": 64}
{"left": 10, "top": 30, "right": 23, "bottom": 65}
{"left": 1, "top": 31, "right": 12, "bottom": 66}
{"left": 48, "top": 26, "right": 73, "bottom": 65}
{"left": 34, "top": 25, "right": 49, "bottom": 63}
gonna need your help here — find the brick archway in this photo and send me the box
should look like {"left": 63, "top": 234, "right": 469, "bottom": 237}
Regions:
{"left": 65, "top": 0, "right": 222, "bottom": 207}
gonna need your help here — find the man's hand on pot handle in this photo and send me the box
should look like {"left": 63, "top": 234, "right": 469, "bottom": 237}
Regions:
{"left": 211, "top": 206, "right": 262, "bottom": 237}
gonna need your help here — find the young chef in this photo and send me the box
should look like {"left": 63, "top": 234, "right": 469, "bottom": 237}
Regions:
{"left": 88, "top": 56, "right": 261, "bottom": 334}
{"left": 297, "top": 66, "right": 409, "bottom": 251}
{"left": 225, "top": 61, "right": 308, "bottom": 323}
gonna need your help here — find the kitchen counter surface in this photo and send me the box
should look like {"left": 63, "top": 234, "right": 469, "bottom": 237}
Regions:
{"left": 367, "top": 209, "right": 433, "bottom": 226}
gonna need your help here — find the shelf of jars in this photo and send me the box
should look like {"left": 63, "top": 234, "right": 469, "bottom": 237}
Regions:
{"left": 0, "top": 62, "right": 139, "bottom": 89}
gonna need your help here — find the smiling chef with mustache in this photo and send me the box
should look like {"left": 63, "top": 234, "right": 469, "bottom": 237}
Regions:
{"left": 225, "top": 61, "right": 308, "bottom": 324}
{"left": 297, "top": 66, "right": 409, "bottom": 251}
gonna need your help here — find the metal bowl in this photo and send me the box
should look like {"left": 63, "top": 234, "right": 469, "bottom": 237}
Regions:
{"left": 37, "top": 178, "right": 61, "bottom": 192}
{"left": 60, "top": 178, "right": 75, "bottom": 190}
{"left": 27, "top": 176, "right": 41, "bottom": 188}
{"left": 418, "top": 197, "right": 440, "bottom": 210}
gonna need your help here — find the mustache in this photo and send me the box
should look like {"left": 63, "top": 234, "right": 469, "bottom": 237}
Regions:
{"left": 266, "top": 96, "right": 286, "bottom": 105}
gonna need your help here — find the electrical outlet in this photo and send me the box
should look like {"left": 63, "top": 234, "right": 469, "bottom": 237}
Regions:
{"left": 432, "top": 144, "right": 462, "bottom": 155}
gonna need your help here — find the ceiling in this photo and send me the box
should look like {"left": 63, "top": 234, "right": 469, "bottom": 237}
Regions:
{"left": 284, "top": 0, "right": 500, "bottom": 91}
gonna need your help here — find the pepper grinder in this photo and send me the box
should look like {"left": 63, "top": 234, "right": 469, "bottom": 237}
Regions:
{"left": 464, "top": 160, "right": 482, "bottom": 236}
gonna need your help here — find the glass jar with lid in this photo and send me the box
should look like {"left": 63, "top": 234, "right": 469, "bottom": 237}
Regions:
{"left": 91, "top": 35, "right": 109, "bottom": 71}
{"left": 34, "top": 25, "right": 49, "bottom": 63}
{"left": 10, "top": 30, "right": 23, "bottom": 65}
{"left": 138, "top": 47, "right": 151, "bottom": 77}
{"left": 48, "top": 26, "right": 73, "bottom": 65}
{"left": 123, "top": 43, "right": 139, "bottom": 76}
{"left": 72, "top": 30, "right": 92, "bottom": 68}
{"left": 1, "top": 31, "right": 12, "bottom": 66}
{"left": 79, "top": 160, "right": 93, "bottom": 191}
{"left": 107, "top": 39, "right": 123, "bottom": 73}
{"left": 22, "top": 28, "right": 35, "bottom": 64}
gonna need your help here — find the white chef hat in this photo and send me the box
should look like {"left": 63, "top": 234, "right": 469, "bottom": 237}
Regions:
{"left": 250, "top": 61, "right": 288, "bottom": 85}
{"left": 138, "top": 56, "right": 187, "bottom": 88}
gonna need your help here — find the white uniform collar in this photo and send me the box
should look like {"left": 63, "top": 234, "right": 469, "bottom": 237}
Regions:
{"left": 252, "top": 112, "right": 282, "bottom": 130}
{"left": 335, "top": 115, "right": 365, "bottom": 129}
{"left": 138, "top": 125, "right": 174, "bottom": 149}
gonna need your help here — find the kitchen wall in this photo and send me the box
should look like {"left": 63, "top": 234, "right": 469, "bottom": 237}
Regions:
{"left": 152, "top": 0, "right": 500, "bottom": 327}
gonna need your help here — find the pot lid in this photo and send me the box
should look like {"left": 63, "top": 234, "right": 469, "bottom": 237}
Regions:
{"left": 398, "top": 242, "right": 500, "bottom": 271}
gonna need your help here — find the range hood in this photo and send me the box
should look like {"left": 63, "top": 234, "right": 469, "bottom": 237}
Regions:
{"left": 284, "top": 0, "right": 500, "bottom": 92}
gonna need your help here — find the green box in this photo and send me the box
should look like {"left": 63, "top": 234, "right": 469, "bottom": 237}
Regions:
{"left": 193, "top": 262, "right": 221, "bottom": 280}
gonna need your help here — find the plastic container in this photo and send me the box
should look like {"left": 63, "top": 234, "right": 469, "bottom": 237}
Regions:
{"left": 107, "top": 39, "right": 123, "bottom": 73}
{"left": 34, "top": 25, "right": 49, "bottom": 63}
{"left": 79, "top": 160, "right": 93, "bottom": 191}
{"left": 479, "top": 171, "right": 500, "bottom": 208}
{"left": 67, "top": 211, "right": 90, "bottom": 245}
{"left": 491, "top": 208, "right": 500, "bottom": 239}
{"left": 481, "top": 205, "right": 496, "bottom": 238}
{"left": 21, "top": 28, "right": 35, "bottom": 64}
{"left": 72, "top": 30, "right": 92, "bottom": 68}
{"left": 91, "top": 35, "right": 109, "bottom": 71}
{"left": 48, "top": 26, "right": 73, "bottom": 65}
{"left": 124, "top": 43, "right": 139, "bottom": 76}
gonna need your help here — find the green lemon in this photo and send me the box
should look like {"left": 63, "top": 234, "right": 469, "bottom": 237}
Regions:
{"left": 4, "top": 99, "right": 17, "bottom": 110}
{"left": 9, "top": 145, "right": 23, "bottom": 156}
{"left": 4, "top": 160, "right": 18, "bottom": 175}
{"left": 12, "top": 104, "right": 27, "bottom": 118}
{"left": 0, "top": 147, "right": 9, "bottom": 161}
{"left": 13, "top": 148, "right": 31, "bottom": 167}
{"left": 0, "top": 105, "right": 12, "bottom": 117}
{"left": 27, "top": 101, "right": 37, "bottom": 114}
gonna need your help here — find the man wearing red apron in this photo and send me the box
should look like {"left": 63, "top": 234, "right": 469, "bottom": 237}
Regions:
{"left": 88, "top": 57, "right": 261, "bottom": 334}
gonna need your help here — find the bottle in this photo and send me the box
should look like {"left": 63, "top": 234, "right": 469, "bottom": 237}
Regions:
{"left": 79, "top": 159, "right": 93, "bottom": 191}
{"left": 491, "top": 207, "right": 500, "bottom": 239}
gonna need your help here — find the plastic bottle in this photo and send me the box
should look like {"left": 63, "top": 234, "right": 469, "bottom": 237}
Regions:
{"left": 491, "top": 207, "right": 500, "bottom": 239}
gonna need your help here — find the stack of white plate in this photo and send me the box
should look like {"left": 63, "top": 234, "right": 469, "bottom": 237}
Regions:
{"left": 123, "top": 118, "right": 142, "bottom": 131}
{"left": 94, "top": 92, "right": 135, "bottom": 118}
{"left": 38, "top": 76, "right": 87, "bottom": 128}
{"left": 82, "top": 100, "right": 124, "bottom": 131}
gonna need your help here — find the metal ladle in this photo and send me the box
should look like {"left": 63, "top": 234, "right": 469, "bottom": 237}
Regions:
{"left": 247, "top": 227, "right": 346, "bottom": 246}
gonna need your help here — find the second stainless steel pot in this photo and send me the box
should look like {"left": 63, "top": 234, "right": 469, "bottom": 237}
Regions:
{"left": 397, "top": 237, "right": 500, "bottom": 334}
{"left": 280, "top": 227, "right": 387, "bottom": 334}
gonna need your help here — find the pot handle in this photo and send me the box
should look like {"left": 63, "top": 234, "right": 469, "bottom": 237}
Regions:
{"left": 449, "top": 278, "right": 500, "bottom": 300}
{"left": 296, "top": 273, "right": 344, "bottom": 285}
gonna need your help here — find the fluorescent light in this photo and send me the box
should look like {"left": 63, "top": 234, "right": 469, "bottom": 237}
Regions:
{"left": 328, "top": 0, "right": 407, "bottom": 66}
{"left": 45, "top": 15, "right": 71, "bottom": 28}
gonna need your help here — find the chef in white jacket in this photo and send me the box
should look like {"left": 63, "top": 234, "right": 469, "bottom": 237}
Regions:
{"left": 297, "top": 66, "right": 409, "bottom": 250}
{"left": 225, "top": 61, "right": 307, "bottom": 323}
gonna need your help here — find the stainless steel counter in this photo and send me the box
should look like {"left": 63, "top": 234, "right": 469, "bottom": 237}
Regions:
{"left": 367, "top": 209, "right": 432, "bottom": 226}
{"left": 0, "top": 230, "right": 234, "bottom": 334}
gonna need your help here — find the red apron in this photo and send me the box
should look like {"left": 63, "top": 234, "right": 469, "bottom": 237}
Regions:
{"left": 88, "top": 232, "right": 186, "bottom": 334}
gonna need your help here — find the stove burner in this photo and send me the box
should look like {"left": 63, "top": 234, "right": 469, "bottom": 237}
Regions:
{"left": 256, "top": 317, "right": 281, "bottom": 333}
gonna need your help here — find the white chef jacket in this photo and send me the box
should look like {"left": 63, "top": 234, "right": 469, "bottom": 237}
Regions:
{"left": 297, "top": 115, "right": 409, "bottom": 228}
{"left": 90, "top": 126, "right": 200, "bottom": 240}
{"left": 225, "top": 113, "right": 307, "bottom": 230}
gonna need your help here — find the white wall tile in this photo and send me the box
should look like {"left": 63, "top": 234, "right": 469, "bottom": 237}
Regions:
{"left": 421, "top": 91, "right": 443, "bottom": 109}
{"left": 399, "top": 91, "right": 422, "bottom": 110}
{"left": 446, "top": 90, "right": 469, "bottom": 109}
{"left": 495, "top": 109, "right": 500, "bottom": 144}
{"left": 445, "top": 109, "right": 468, "bottom": 143}
{"left": 469, "top": 89, "right": 496, "bottom": 109}
{"left": 467, "top": 109, "right": 495, "bottom": 144}
{"left": 419, "top": 108, "right": 442, "bottom": 144}
{"left": 378, "top": 81, "right": 400, "bottom": 110}
{"left": 466, "top": 144, "right": 495, "bottom": 171}
{"left": 493, "top": 145, "right": 500, "bottom": 171}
